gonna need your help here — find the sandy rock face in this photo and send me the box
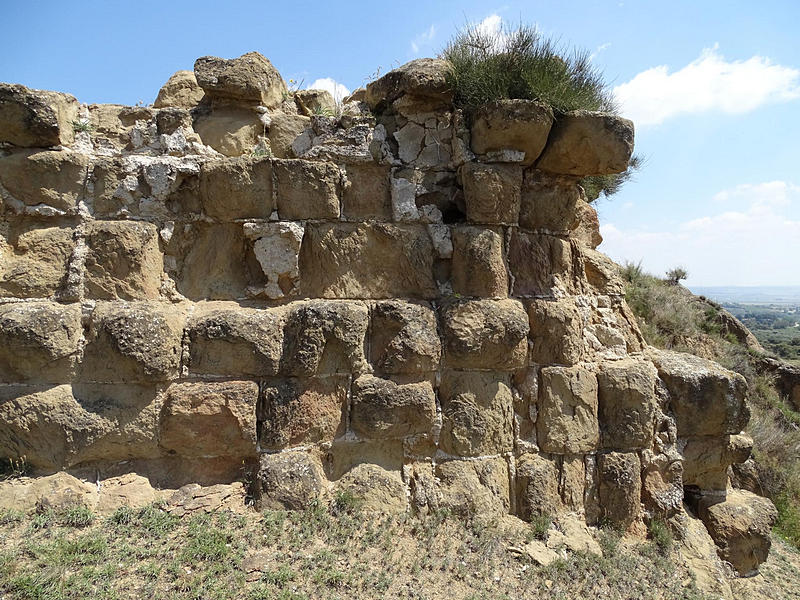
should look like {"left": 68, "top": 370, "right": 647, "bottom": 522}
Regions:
{"left": 470, "top": 99, "right": 554, "bottom": 165}
{"left": 153, "top": 70, "right": 205, "bottom": 109}
{"left": 194, "top": 52, "right": 287, "bottom": 108}
{"left": 0, "top": 83, "right": 79, "bottom": 147}
{"left": 365, "top": 58, "right": 454, "bottom": 112}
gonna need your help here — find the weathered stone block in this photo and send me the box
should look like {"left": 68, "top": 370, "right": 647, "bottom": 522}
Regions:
{"left": 257, "top": 376, "right": 347, "bottom": 450}
{"left": 342, "top": 163, "right": 392, "bottom": 221}
{"left": 243, "top": 221, "right": 304, "bottom": 299}
{"left": 596, "top": 359, "right": 658, "bottom": 450}
{"left": 365, "top": 58, "right": 454, "bottom": 112}
{"left": 199, "top": 156, "right": 272, "bottom": 220}
{"left": 369, "top": 300, "right": 441, "bottom": 374}
{"left": 153, "top": 70, "right": 205, "bottom": 109}
{"left": 508, "top": 230, "right": 575, "bottom": 297}
{"left": 527, "top": 298, "right": 584, "bottom": 365}
{"left": 538, "top": 366, "right": 599, "bottom": 454}
{"left": 573, "top": 198, "right": 603, "bottom": 248}
{"left": 267, "top": 112, "right": 310, "bottom": 158}
{"left": 255, "top": 451, "right": 326, "bottom": 511}
{"left": 281, "top": 300, "right": 368, "bottom": 376}
{"left": 0, "top": 221, "right": 73, "bottom": 298}
{"left": 350, "top": 375, "right": 436, "bottom": 439}
{"left": 433, "top": 457, "right": 510, "bottom": 517}
{"left": 84, "top": 220, "right": 163, "bottom": 300}
{"left": 598, "top": 451, "right": 641, "bottom": 529}
{"left": 649, "top": 349, "right": 750, "bottom": 437}
{"left": 682, "top": 434, "right": 753, "bottom": 491}
{"left": 274, "top": 159, "right": 340, "bottom": 219}
{"left": 187, "top": 304, "right": 285, "bottom": 377}
{"left": 333, "top": 463, "right": 407, "bottom": 514}
{"left": 461, "top": 162, "right": 522, "bottom": 225}
{"left": 470, "top": 99, "right": 553, "bottom": 165}
{"left": 519, "top": 170, "right": 580, "bottom": 232}
{"left": 451, "top": 226, "right": 508, "bottom": 297}
{"left": 536, "top": 111, "right": 634, "bottom": 176}
{"left": 0, "top": 83, "right": 79, "bottom": 147}
{"left": 0, "top": 150, "right": 88, "bottom": 215}
{"left": 439, "top": 371, "right": 514, "bottom": 456}
{"left": 0, "top": 302, "right": 81, "bottom": 382}
{"left": 160, "top": 381, "right": 258, "bottom": 458}
{"left": 193, "top": 107, "right": 262, "bottom": 157}
{"left": 325, "top": 438, "right": 404, "bottom": 480}
{"left": 581, "top": 247, "right": 625, "bottom": 295}
{"left": 515, "top": 453, "right": 561, "bottom": 519}
{"left": 299, "top": 223, "right": 438, "bottom": 298}
{"left": 81, "top": 302, "right": 184, "bottom": 383}
{"left": 641, "top": 450, "right": 683, "bottom": 519}
{"left": 194, "top": 52, "right": 287, "bottom": 107}
{"left": 439, "top": 299, "right": 528, "bottom": 370}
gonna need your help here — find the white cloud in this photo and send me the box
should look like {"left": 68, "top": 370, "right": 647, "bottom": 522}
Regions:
{"left": 411, "top": 24, "right": 436, "bottom": 54}
{"left": 613, "top": 46, "right": 800, "bottom": 126}
{"left": 600, "top": 182, "right": 800, "bottom": 286}
{"left": 307, "top": 78, "right": 350, "bottom": 102}
{"left": 475, "top": 14, "right": 509, "bottom": 51}
{"left": 590, "top": 42, "right": 611, "bottom": 61}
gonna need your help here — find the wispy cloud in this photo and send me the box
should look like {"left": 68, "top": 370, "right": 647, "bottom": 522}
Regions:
{"left": 613, "top": 45, "right": 800, "bottom": 126}
{"left": 600, "top": 181, "right": 800, "bottom": 285}
{"left": 307, "top": 78, "right": 350, "bottom": 102}
{"left": 590, "top": 42, "right": 611, "bottom": 61}
{"left": 411, "top": 24, "right": 437, "bottom": 54}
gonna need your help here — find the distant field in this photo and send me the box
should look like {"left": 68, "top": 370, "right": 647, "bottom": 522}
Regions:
{"left": 723, "top": 302, "right": 800, "bottom": 363}
{"left": 691, "top": 286, "right": 800, "bottom": 305}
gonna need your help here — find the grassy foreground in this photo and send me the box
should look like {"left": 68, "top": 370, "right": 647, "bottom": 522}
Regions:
{"left": 0, "top": 500, "right": 708, "bottom": 600}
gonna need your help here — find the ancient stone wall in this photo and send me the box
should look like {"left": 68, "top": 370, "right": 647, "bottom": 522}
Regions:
{"left": 0, "top": 52, "right": 775, "bottom": 575}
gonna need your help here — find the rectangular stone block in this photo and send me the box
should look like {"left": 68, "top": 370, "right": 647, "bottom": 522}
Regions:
{"left": 0, "top": 83, "right": 79, "bottom": 147}
{"left": 596, "top": 359, "right": 658, "bottom": 450}
{"left": 461, "top": 162, "right": 522, "bottom": 225}
{"left": 243, "top": 221, "right": 304, "bottom": 299}
{"left": 598, "top": 451, "right": 641, "bottom": 529}
{"left": 0, "top": 150, "right": 88, "bottom": 216}
{"left": 508, "top": 230, "right": 575, "bottom": 297}
{"left": 515, "top": 452, "right": 561, "bottom": 520}
{"left": 0, "top": 220, "right": 74, "bottom": 298}
{"left": 519, "top": 170, "right": 580, "bottom": 232}
{"left": 369, "top": 300, "right": 441, "bottom": 374}
{"left": 199, "top": 156, "right": 272, "bottom": 220}
{"left": 538, "top": 366, "right": 599, "bottom": 454}
{"left": 527, "top": 298, "right": 585, "bottom": 365}
{"left": 433, "top": 457, "right": 510, "bottom": 517}
{"left": 342, "top": 163, "right": 392, "bottom": 220}
{"left": 274, "top": 159, "right": 340, "bottom": 219}
{"left": 350, "top": 375, "right": 436, "bottom": 439}
{"left": 450, "top": 226, "right": 508, "bottom": 298}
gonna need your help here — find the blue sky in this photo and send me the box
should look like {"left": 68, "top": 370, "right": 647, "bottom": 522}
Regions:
{"left": 2, "top": 0, "right": 798, "bottom": 286}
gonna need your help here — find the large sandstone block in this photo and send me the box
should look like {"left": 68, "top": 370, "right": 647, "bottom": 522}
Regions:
{"left": 299, "top": 223, "right": 438, "bottom": 298}
{"left": 439, "top": 371, "right": 514, "bottom": 456}
{"left": 350, "top": 375, "right": 436, "bottom": 439}
{"left": 342, "top": 164, "right": 392, "bottom": 221}
{"left": 433, "top": 457, "right": 510, "bottom": 517}
{"left": 153, "top": 70, "right": 205, "bottom": 109}
{"left": 536, "top": 111, "right": 634, "bottom": 176}
{"left": 333, "top": 463, "right": 408, "bottom": 514}
{"left": 281, "top": 300, "right": 368, "bottom": 376}
{"left": 538, "top": 366, "right": 599, "bottom": 454}
{"left": 267, "top": 112, "right": 310, "bottom": 158}
{"left": 598, "top": 451, "right": 642, "bottom": 529}
{"left": 369, "top": 300, "right": 441, "bottom": 374}
{"left": 243, "top": 221, "right": 304, "bottom": 299}
{"left": 0, "top": 150, "right": 88, "bottom": 215}
{"left": 649, "top": 350, "right": 750, "bottom": 437}
{"left": 439, "top": 299, "right": 528, "bottom": 370}
{"left": 84, "top": 220, "right": 163, "bottom": 300}
{"left": 0, "top": 302, "right": 81, "bottom": 382}
{"left": 325, "top": 438, "right": 404, "bottom": 480}
{"left": 193, "top": 107, "right": 262, "bottom": 156}
{"left": 81, "top": 302, "right": 184, "bottom": 383}
{"left": 187, "top": 305, "right": 285, "bottom": 377}
{"left": 700, "top": 489, "right": 778, "bottom": 575}
{"left": 257, "top": 376, "right": 347, "bottom": 450}
{"left": 451, "top": 226, "right": 508, "bottom": 298}
{"left": 527, "top": 298, "right": 584, "bottom": 365}
{"left": 365, "top": 58, "right": 454, "bottom": 112}
{"left": 519, "top": 170, "right": 581, "bottom": 232}
{"left": 274, "top": 159, "right": 340, "bottom": 220}
{"left": 581, "top": 247, "right": 625, "bottom": 296}
{"left": 255, "top": 451, "right": 326, "bottom": 511}
{"left": 199, "top": 156, "right": 272, "bottom": 220}
{"left": 641, "top": 450, "right": 684, "bottom": 519}
{"left": 0, "top": 83, "right": 79, "bottom": 147}
{"left": 682, "top": 434, "right": 753, "bottom": 491}
{"left": 194, "top": 52, "right": 287, "bottom": 107}
{"left": 160, "top": 381, "right": 258, "bottom": 459}
{"left": 470, "top": 99, "right": 553, "bottom": 164}
{"left": 508, "top": 230, "right": 576, "bottom": 297}
{"left": 596, "top": 359, "right": 658, "bottom": 450}
{"left": 461, "top": 162, "right": 522, "bottom": 225}
{"left": 0, "top": 221, "right": 73, "bottom": 298}
{"left": 515, "top": 453, "right": 561, "bottom": 520}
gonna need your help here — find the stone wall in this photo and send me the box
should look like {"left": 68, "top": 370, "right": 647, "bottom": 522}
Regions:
{"left": 0, "top": 52, "right": 775, "bottom": 574}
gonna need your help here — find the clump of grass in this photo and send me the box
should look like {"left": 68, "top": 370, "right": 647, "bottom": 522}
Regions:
{"left": 58, "top": 505, "right": 95, "bottom": 528}
{"left": 647, "top": 519, "right": 673, "bottom": 555}
{"left": 0, "top": 456, "right": 31, "bottom": 480}
{"left": 528, "top": 513, "right": 552, "bottom": 541}
{"left": 71, "top": 119, "right": 93, "bottom": 133}
{"left": 329, "top": 489, "right": 363, "bottom": 516}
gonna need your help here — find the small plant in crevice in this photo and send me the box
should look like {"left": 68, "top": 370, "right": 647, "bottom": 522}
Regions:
{"left": 71, "top": 119, "right": 93, "bottom": 133}
{"left": 0, "top": 455, "right": 30, "bottom": 480}
{"left": 647, "top": 518, "right": 673, "bottom": 555}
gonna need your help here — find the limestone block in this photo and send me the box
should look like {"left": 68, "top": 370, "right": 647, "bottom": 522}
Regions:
{"left": 81, "top": 302, "right": 184, "bottom": 383}
{"left": 649, "top": 349, "right": 750, "bottom": 437}
{"left": 581, "top": 247, "right": 626, "bottom": 295}
{"left": 434, "top": 457, "right": 510, "bottom": 517}
{"left": 333, "top": 463, "right": 407, "bottom": 514}
{"left": 274, "top": 159, "right": 340, "bottom": 219}
{"left": 439, "top": 371, "right": 514, "bottom": 456}
{"left": 268, "top": 112, "right": 310, "bottom": 158}
{"left": 87, "top": 104, "right": 156, "bottom": 153}
{"left": 700, "top": 489, "right": 778, "bottom": 575}
{"left": 193, "top": 107, "right": 261, "bottom": 156}
{"left": 470, "top": 100, "right": 554, "bottom": 165}
{"left": 519, "top": 170, "right": 581, "bottom": 232}
{"left": 682, "top": 434, "right": 753, "bottom": 491}
{"left": 199, "top": 156, "right": 272, "bottom": 220}
{"left": 257, "top": 376, "right": 347, "bottom": 450}
{"left": 365, "top": 58, "right": 454, "bottom": 112}
{"left": 153, "top": 70, "right": 205, "bottom": 109}
{"left": 461, "top": 162, "right": 522, "bottom": 225}
{"left": 194, "top": 52, "right": 287, "bottom": 107}
{"left": 641, "top": 450, "right": 683, "bottom": 518}
{"left": 243, "top": 221, "right": 304, "bottom": 299}
{"left": 0, "top": 302, "right": 81, "bottom": 382}
{"left": 536, "top": 111, "right": 634, "bottom": 176}
{"left": 538, "top": 366, "right": 599, "bottom": 454}
{"left": 342, "top": 163, "right": 392, "bottom": 220}
{"left": 350, "top": 375, "right": 436, "bottom": 439}
{"left": 281, "top": 300, "right": 368, "bottom": 376}
{"left": 0, "top": 83, "right": 79, "bottom": 147}
{"left": 369, "top": 300, "right": 441, "bottom": 374}
{"left": 508, "top": 230, "right": 575, "bottom": 297}
{"left": 84, "top": 220, "right": 163, "bottom": 300}
{"left": 451, "top": 226, "right": 508, "bottom": 298}
{"left": 298, "top": 223, "right": 438, "bottom": 298}
{"left": 0, "top": 150, "right": 88, "bottom": 215}
{"left": 515, "top": 453, "right": 561, "bottom": 519}
{"left": 527, "top": 298, "right": 584, "bottom": 365}
{"left": 187, "top": 304, "right": 285, "bottom": 377}
{"left": 0, "top": 221, "right": 73, "bottom": 298}
{"left": 560, "top": 454, "right": 587, "bottom": 512}
{"left": 573, "top": 198, "right": 603, "bottom": 248}
{"left": 439, "top": 299, "right": 528, "bottom": 370}
{"left": 0, "top": 472, "right": 97, "bottom": 513}
{"left": 160, "top": 381, "right": 258, "bottom": 458}
{"left": 325, "top": 438, "right": 404, "bottom": 480}
{"left": 294, "top": 89, "right": 336, "bottom": 116}
{"left": 598, "top": 451, "right": 641, "bottom": 529}
{"left": 596, "top": 359, "right": 658, "bottom": 450}
{"left": 255, "top": 451, "right": 326, "bottom": 511}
